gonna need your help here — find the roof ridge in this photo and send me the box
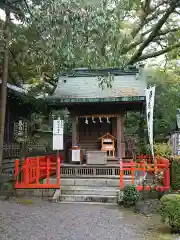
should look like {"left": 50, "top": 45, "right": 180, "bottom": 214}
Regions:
{"left": 60, "top": 66, "right": 139, "bottom": 77}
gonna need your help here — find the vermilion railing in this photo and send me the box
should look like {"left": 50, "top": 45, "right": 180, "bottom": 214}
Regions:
{"left": 120, "top": 156, "right": 170, "bottom": 192}
{"left": 136, "top": 154, "right": 153, "bottom": 163}
{"left": 14, "top": 154, "right": 61, "bottom": 189}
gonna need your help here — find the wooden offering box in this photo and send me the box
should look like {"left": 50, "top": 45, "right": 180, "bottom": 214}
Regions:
{"left": 100, "top": 132, "right": 116, "bottom": 158}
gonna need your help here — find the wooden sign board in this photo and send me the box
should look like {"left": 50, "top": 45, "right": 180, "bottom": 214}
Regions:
{"left": 53, "top": 119, "right": 64, "bottom": 135}
{"left": 53, "top": 119, "right": 64, "bottom": 150}
{"left": 53, "top": 135, "right": 63, "bottom": 150}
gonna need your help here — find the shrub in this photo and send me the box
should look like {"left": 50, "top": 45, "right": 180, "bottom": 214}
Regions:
{"left": 171, "top": 157, "right": 180, "bottom": 190}
{"left": 123, "top": 185, "right": 140, "bottom": 206}
{"left": 154, "top": 142, "right": 172, "bottom": 158}
{"left": 160, "top": 194, "right": 180, "bottom": 232}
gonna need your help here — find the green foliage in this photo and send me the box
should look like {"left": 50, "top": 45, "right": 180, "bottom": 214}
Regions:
{"left": 1, "top": 0, "right": 180, "bottom": 145}
{"left": 171, "top": 157, "right": 180, "bottom": 190}
{"left": 17, "top": 198, "right": 33, "bottom": 205}
{"left": 98, "top": 73, "right": 114, "bottom": 90}
{"left": 147, "top": 68, "right": 180, "bottom": 138}
{"left": 160, "top": 194, "right": 180, "bottom": 232}
{"left": 0, "top": 177, "right": 14, "bottom": 197}
{"left": 125, "top": 112, "right": 141, "bottom": 135}
{"left": 122, "top": 65, "right": 180, "bottom": 142}
{"left": 1, "top": 0, "right": 180, "bottom": 97}
{"left": 154, "top": 143, "right": 172, "bottom": 158}
{"left": 123, "top": 185, "right": 140, "bottom": 206}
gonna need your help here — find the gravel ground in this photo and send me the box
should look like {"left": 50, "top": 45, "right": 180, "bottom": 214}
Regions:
{"left": 0, "top": 199, "right": 162, "bottom": 240}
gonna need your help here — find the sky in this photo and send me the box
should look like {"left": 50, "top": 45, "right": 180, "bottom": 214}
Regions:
{"left": 0, "top": 9, "right": 5, "bottom": 21}
{"left": 0, "top": 9, "right": 20, "bottom": 24}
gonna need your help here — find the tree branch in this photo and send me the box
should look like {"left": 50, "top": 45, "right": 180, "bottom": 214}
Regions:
{"left": 121, "top": 26, "right": 180, "bottom": 55}
{"left": 137, "top": 43, "right": 180, "bottom": 61}
{"left": 158, "top": 27, "right": 180, "bottom": 36}
{"left": 146, "top": 9, "right": 166, "bottom": 23}
{"left": 131, "top": 0, "right": 151, "bottom": 38}
{"left": 127, "top": 1, "right": 179, "bottom": 65}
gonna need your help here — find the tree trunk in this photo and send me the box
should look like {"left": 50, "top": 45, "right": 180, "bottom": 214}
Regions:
{"left": 0, "top": 6, "right": 10, "bottom": 171}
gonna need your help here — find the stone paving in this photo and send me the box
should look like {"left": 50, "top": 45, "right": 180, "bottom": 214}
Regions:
{"left": 0, "top": 199, "right": 160, "bottom": 240}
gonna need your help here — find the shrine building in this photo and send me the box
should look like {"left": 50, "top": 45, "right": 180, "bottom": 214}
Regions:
{"left": 48, "top": 66, "right": 147, "bottom": 163}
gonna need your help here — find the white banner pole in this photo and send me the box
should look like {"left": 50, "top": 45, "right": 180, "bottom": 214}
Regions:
{"left": 145, "top": 86, "right": 155, "bottom": 161}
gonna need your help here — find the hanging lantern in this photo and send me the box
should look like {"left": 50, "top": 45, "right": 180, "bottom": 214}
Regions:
{"left": 85, "top": 117, "right": 88, "bottom": 124}
{"left": 99, "top": 117, "right": 103, "bottom": 123}
{"left": 92, "top": 117, "right": 96, "bottom": 123}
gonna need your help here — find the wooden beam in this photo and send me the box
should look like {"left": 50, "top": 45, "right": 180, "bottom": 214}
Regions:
{"left": 78, "top": 114, "right": 117, "bottom": 118}
{"left": 117, "top": 114, "right": 122, "bottom": 159}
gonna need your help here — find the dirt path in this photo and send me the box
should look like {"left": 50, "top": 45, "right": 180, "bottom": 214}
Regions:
{"left": 0, "top": 199, "right": 178, "bottom": 240}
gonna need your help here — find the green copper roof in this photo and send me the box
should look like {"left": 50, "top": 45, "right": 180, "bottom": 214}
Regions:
{"left": 50, "top": 67, "right": 147, "bottom": 103}
{"left": 50, "top": 96, "right": 145, "bottom": 104}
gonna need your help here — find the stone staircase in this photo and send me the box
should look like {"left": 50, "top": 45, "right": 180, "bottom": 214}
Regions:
{"left": 45, "top": 164, "right": 146, "bottom": 204}
{"left": 51, "top": 177, "right": 133, "bottom": 203}
{"left": 60, "top": 185, "right": 118, "bottom": 203}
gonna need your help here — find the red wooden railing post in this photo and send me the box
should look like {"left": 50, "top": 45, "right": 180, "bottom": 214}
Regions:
{"left": 15, "top": 159, "right": 20, "bottom": 185}
{"left": 162, "top": 159, "right": 170, "bottom": 190}
{"left": 120, "top": 161, "right": 124, "bottom": 189}
{"left": 24, "top": 158, "right": 29, "bottom": 185}
{"left": 29, "top": 159, "right": 32, "bottom": 183}
{"left": 57, "top": 155, "right": 60, "bottom": 187}
{"left": 15, "top": 159, "right": 19, "bottom": 177}
{"left": 163, "top": 166, "right": 170, "bottom": 189}
{"left": 46, "top": 157, "right": 50, "bottom": 185}
{"left": 36, "top": 157, "right": 40, "bottom": 184}
{"left": 131, "top": 161, "right": 135, "bottom": 185}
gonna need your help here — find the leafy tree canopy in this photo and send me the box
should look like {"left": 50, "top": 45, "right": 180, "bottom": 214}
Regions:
{"left": 0, "top": 0, "right": 179, "bottom": 91}
{"left": 1, "top": 0, "right": 180, "bottom": 141}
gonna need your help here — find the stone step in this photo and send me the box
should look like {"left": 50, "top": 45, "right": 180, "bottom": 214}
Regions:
{"left": 45, "top": 177, "right": 141, "bottom": 187}
{"left": 56, "top": 202, "right": 118, "bottom": 206}
{"left": 61, "top": 185, "right": 118, "bottom": 190}
{"left": 60, "top": 178, "right": 129, "bottom": 187}
{"left": 59, "top": 194, "right": 117, "bottom": 203}
{"left": 61, "top": 187, "right": 118, "bottom": 196}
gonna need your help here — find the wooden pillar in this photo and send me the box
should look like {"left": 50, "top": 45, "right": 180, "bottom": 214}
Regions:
{"left": 121, "top": 113, "right": 125, "bottom": 158}
{"left": 117, "top": 112, "right": 125, "bottom": 159}
{"left": 72, "top": 116, "right": 78, "bottom": 146}
{"left": 77, "top": 117, "right": 79, "bottom": 144}
{"left": 112, "top": 117, "right": 117, "bottom": 137}
{"left": 117, "top": 114, "right": 122, "bottom": 159}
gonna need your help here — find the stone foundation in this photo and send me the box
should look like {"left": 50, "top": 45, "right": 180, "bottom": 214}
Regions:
{"left": 15, "top": 189, "right": 56, "bottom": 198}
